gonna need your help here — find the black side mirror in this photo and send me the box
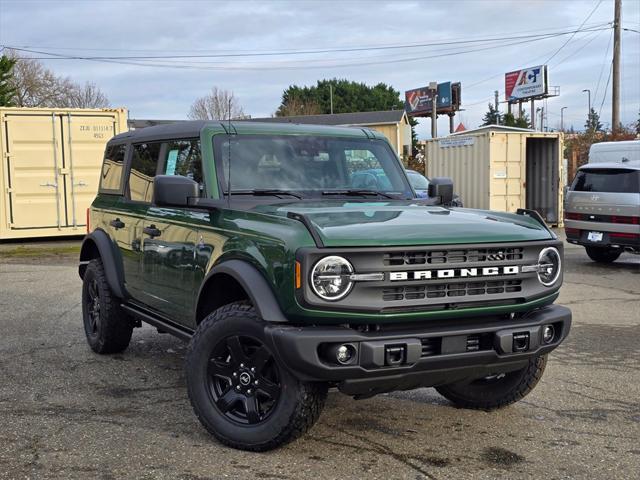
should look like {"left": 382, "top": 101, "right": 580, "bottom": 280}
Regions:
{"left": 428, "top": 177, "right": 454, "bottom": 205}
{"left": 153, "top": 175, "right": 199, "bottom": 207}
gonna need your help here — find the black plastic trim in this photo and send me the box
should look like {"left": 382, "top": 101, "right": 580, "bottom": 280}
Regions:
{"left": 266, "top": 304, "right": 571, "bottom": 387}
{"left": 78, "top": 229, "right": 128, "bottom": 299}
{"left": 286, "top": 211, "right": 324, "bottom": 248}
{"left": 121, "top": 303, "right": 193, "bottom": 342}
{"left": 198, "top": 260, "right": 288, "bottom": 323}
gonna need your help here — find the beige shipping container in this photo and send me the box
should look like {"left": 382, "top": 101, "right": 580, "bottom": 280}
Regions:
{"left": 0, "top": 107, "right": 128, "bottom": 240}
{"left": 425, "top": 126, "right": 564, "bottom": 226}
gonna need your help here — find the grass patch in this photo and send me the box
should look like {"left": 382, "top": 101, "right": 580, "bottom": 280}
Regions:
{"left": 0, "top": 245, "right": 81, "bottom": 258}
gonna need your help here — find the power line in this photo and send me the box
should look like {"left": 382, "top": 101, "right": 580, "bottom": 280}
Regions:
{"left": 3, "top": 25, "right": 610, "bottom": 62}
{"left": 544, "top": 0, "right": 604, "bottom": 64}
{"left": 593, "top": 30, "right": 614, "bottom": 107}
{"left": 551, "top": 27, "right": 607, "bottom": 67}
{"left": 598, "top": 62, "right": 613, "bottom": 118}
{"left": 1, "top": 24, "right": 603, "bottom": 60}
{"left": 3, "top": 26, "right": 611, "bottom": 72}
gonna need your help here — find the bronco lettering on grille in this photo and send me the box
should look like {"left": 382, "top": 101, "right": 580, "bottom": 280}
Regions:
{"left": 389, "top": 266, "right": 519, "bottom": 281}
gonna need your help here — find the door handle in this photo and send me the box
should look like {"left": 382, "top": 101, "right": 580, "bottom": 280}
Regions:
{"left": 143, "top": 225, "right": 161, "bottom": 238}
{"left": 109, "top": 218, "right": 125, "bottom": 229}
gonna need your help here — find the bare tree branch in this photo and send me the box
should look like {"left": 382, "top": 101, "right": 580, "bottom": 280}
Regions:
{"left": 188, "top": 87, "right": 245, "bottom": 120}
{"left": 6, "top": 50, "right": 110, "bottom": 108}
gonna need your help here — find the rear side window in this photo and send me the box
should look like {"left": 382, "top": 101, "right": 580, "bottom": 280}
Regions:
{"left": 99, "top": 144, "right": 126, "bottom": 193}
{"left": 571, "top": 169, "right": 640, "bottom": 194}
{"left": 129, "top": 143, "right": 161, "bottom": 203}
{"left": 160, "top": 139, "right": 205, "bottom": 193}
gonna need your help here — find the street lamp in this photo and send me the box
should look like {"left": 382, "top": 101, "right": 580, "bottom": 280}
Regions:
{"left": 560, "top": 107, "right": 567, "bottom": 131}
{"left": 582, "top": 89, "right": 591, "bottom": 115}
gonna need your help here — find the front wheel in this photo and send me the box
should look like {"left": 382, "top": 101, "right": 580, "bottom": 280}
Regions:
{"left": 186, "top": 302, "right": 327, "bottom": 451}
{"left": 436, "top": 355, "right": 547, "bottom": 410}
{"left": 585, "top": 246, "right": 622, "bottom": 263}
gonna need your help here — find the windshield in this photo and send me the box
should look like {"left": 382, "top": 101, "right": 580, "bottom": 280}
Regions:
{"left": 214, "top": 135, "right": 413, "bottom": 198}
{"left": 571, "top": 168, "right": 640, "bottom": 194}
{"left": 407, "top": 171, "right": 430, "bottom": 190}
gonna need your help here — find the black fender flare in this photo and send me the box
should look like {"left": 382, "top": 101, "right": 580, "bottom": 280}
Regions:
{"left": 198, "top": 260, "right": 288, "bottom": 323}
{"left": 78, "top": 229, "right": 128, "bottom": 299}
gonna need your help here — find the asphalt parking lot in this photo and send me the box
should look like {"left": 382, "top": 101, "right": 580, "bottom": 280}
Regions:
{"left": 1, "top": 233, "right": 638, "bottom": 480}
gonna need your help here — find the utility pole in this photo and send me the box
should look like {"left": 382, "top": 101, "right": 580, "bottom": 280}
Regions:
{"left": 530, "top": 99, "right": 535, "bottom": 130}
{"left": 560, "top": 107, "right": 567, "bottom": 131}
{"left": 582, "top": 89, "right": 591, "bottom": 122}
{"left": 329, "top": 84, "right": 334, "bottom": 115}
{"left": 494, "top": 90, "right": 500, "bottom": 124}
{"left": 612, "top": 0, "right": 621, "bottom": 132}
{"left": 431, "top": 94, "right": 438, "bottom": 138}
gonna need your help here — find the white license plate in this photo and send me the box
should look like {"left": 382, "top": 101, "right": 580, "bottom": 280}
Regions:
{"left": 587, "top": 231, "right": 603, "bottom": 242}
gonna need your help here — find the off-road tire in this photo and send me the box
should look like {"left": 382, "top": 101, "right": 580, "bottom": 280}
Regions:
{"left": 186, "top": 301, "right": 328, "bottom": 451}
{"left": 436, "top": 355, "right": 547, "bottom": 410}
{"left": 81, "top": 258, "right": 133, "bottom": 354}
{"left": 585, "top": 246, "right": 622, "bottom": 263}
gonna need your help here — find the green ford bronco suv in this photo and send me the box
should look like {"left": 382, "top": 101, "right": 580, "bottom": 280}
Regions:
{"left": 79, "top": 121, "right": 571, "bottom": 451}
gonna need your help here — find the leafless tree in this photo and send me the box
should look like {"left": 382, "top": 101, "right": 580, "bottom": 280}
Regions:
{"left": 6, "top": 50, "right": 110, "bottom": 108}
{"left": 67, "top": 82, "right": 110, "bottom": 108}
{"left": 276, "top": 95, "right": 321, "bottom": 117}
{"left": 188, "top": 87, "right": 245, "bottom": 120}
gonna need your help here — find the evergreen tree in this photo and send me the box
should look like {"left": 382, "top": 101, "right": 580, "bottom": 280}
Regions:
{"left": 584, "top": 108, "right": 603, "bottom": 132}
{"left": 0, "top": 55, "right": 17, "bottom": 106}
{"left": 503, "top": 112, "right": 530, "bottom": 129}
{"left": 481, "top": 103, "right": 502, "bottom": 126}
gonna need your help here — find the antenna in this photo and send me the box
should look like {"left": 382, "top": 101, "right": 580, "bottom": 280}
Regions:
{"left": 227, "top": 98, "right": 232, "bottom": 208}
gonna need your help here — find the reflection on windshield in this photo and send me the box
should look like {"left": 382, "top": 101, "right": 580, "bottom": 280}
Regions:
{"left": 215, "top": 135, "right": 412, "bottom": 198}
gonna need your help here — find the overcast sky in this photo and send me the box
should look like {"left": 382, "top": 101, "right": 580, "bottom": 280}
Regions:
{"left": 1, "top": 0, "right": 638, "bottom": 138}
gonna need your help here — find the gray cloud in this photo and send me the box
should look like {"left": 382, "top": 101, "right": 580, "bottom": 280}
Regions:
{"left": 1, "top": 0, "right": 638, "bottom": 137}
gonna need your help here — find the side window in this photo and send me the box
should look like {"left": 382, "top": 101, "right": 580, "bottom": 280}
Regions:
{"left": 99, "top": 144, "right": 126, "bottom": 192}
{"left": 129, "top": 143, "right": 161, "bottom": 203}
{"left": 160, "top": 139, "right": 204, "bottom": 193}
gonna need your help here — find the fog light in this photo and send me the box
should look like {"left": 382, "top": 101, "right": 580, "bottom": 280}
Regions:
{"left": 336, "top": 345, "right": 354, "bottom": 364}
{"left": 542, "top": 325, "right": 555, "bottom": 344}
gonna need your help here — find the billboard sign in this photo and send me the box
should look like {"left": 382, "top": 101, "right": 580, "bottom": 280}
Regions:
{"left": 405, "top": 82, "right": 460, "bottom": 116}
{"left": 505, "top": 65, "right": 548, "bottom": 102}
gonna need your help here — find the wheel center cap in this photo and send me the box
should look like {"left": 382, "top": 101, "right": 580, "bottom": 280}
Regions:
{"left": 239, "top": 372, "right": 252, "bottom": 386}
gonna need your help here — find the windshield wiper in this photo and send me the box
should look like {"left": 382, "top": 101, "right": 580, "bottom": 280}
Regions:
{"left": 231, "top": 189, "right": 303, "bottom": 199}
{"left": 321, "top": 189, "right": 395, "bottom": 199}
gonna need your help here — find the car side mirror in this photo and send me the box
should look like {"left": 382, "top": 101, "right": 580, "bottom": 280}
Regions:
{"left": 428, "top": 177, "right": 454, "bottom": 205}
{"left": 153, "top": 175, "right": 199, "bottom": 207}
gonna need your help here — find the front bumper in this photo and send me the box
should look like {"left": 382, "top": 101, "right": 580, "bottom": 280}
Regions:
{"left": 266, "top": 304, "right": 571, "bottom": 397}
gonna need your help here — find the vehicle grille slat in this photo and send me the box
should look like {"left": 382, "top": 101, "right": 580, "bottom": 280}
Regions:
{"left": 384, "top": 247, "right": 524, "bottom": 266}
{"left": 382, "top": 280, "right": 522, "bottom": 302}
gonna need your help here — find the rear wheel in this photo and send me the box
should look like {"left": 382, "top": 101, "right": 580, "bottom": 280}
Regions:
{"left": 81, "top": 258, "right": 133, "bottom": 354}
{"left": 585, "top": 246, "right": 622, "bottom": 263}
{"left": 186, "top": 302, "right": 327, "bottom": 451}
{"left": 436, "top": 355, "right": 547, "bottom": 410}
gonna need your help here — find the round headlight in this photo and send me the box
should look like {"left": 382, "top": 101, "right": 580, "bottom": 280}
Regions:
{"left": 537, "top": 247, "right": 561, "bottom": 286}
{"left": 310, "top": 256, "right": 354, "bottom": 301}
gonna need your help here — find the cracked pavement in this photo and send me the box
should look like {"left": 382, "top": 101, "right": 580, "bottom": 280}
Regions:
{"left": 0, "top": 232, "right": 638, "bottom": 479}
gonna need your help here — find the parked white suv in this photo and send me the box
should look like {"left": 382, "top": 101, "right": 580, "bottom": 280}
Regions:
{"left": 564, "top": 140, "right": 640, "bottom": 263}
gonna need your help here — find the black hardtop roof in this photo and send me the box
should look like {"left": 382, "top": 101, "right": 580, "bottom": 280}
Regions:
{"left": 109, "top": 120, "right": 380, "bottom": 145}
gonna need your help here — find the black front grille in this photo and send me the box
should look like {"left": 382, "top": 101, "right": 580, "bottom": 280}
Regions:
{"left": 383, "top": 247, "right": 524, "bottom": 266}
{"left": 382, "top": 280, "right": 522, "bottom": 302}
{"left": 421, "top": 337, "right": 442, "bottom": 357}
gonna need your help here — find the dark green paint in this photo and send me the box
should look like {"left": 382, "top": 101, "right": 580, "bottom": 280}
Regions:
{"left": 90, "top": 122, "right": 560, "bottom": 328}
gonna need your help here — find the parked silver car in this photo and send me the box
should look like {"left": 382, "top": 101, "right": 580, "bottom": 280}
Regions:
{"left": 564, "top": 159, "right": 639, "bottom": 263}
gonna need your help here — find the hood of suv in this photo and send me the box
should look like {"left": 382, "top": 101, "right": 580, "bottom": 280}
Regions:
{"left": 255, "top": 201, "right": 552, "bottom": 247}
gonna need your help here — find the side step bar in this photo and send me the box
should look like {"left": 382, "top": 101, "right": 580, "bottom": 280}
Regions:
{"left": 121, "top": 303, "right": 194, "bottom": 342}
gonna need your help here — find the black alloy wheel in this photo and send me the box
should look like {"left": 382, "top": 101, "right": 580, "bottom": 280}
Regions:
{"left": 85, "top": 277, "right": 101, "bottom": 338}
{"left": 207, "top": 335, "right": 280, "bottom": 425}
{"left": 186, "top": 301, "right": 328, "bottom": 451}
